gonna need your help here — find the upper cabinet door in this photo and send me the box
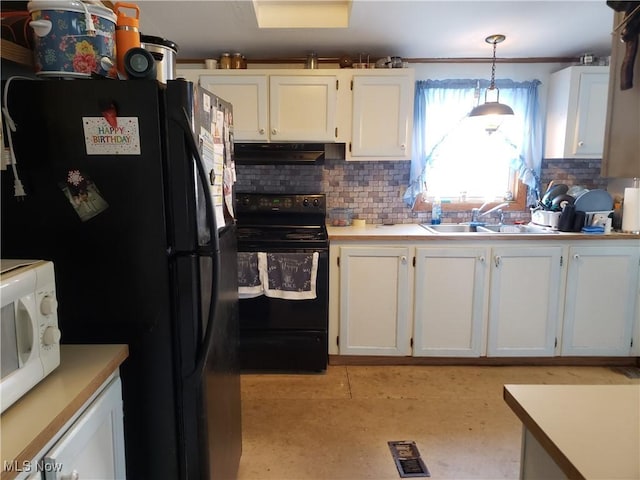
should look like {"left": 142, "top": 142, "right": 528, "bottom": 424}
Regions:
{"left": 199, "top": 75, "right": 269, "bottom": 141}
{"left": 574, "top": 71, "right": 609, "bottom": 156}
{"left": 350, "top": 73, "right": 414, "bottom": 160}
{"left": 269, "top": 75, "right": 338, "bottom": 142}
{"left": 544, "top": 66, "right": 609, "bottom": 159}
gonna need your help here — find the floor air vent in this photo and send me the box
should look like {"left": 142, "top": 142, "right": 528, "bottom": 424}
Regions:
{"left": 388, "top": 441, "right": 430, "bottom": 478}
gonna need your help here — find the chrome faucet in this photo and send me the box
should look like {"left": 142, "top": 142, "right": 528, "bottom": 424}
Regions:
{"left": 471, "top": 202, "right": 509, "bottom": 224}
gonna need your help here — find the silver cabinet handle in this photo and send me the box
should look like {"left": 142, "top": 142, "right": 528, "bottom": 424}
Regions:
{"left": 578, "top": 141, "right": 584, "bottom": 147}
{"left": 271, "top": 128, "right": 278, "bottom": 135}
{"left": 400, "top": 144, "right": 406, "bottom": 150}
{"left": 574, "top": 254, "right": 580, "bottom": 260}
{"left": 494, "top": 256, "right": 501, "bottom": 268}
{"left": 401, "top": 256, "right": 407, "bottom": 264}
{"left": 478, "top": 256, "right": 485, "bottom": 263}
{"left": 259, "top": 128, "right": 265, "bottom": 135}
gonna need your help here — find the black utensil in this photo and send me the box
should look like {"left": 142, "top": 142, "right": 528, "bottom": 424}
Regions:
{"left": 551, "top": 193, "right": 575, "bottom": 211}
{"left": 541, "top": 184, "right": 569, "bottom": 209}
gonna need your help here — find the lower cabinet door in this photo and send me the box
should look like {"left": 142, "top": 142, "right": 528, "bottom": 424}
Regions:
{"left": 339, "top": 246, "right": 411, "bottom": 355}
{"left": 42, "top": 377, "right": 126, "bottom": 480}
{"left": 413, "top": 247, "right": 489, "bottom": 357}
{"left": 487, "top": 247, "right": 563, "bottom": 357}
{"left": 562, "top": 246, "right": 639, "bottom": 356}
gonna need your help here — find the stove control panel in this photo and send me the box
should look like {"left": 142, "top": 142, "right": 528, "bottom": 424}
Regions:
{"left": 237, "top": 194, "right": 325, "bottom": 214}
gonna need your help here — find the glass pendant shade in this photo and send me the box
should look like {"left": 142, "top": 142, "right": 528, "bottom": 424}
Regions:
{"left": 470, "top": 34, "right": 514, "bottom": 118}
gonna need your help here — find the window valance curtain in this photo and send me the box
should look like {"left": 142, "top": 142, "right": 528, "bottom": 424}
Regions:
{"left": 403, "top": 78, "right": 543, "bottom": 207}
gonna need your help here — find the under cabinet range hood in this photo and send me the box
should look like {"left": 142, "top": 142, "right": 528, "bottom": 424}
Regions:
{"left": 234, "top": 142, "right": 343, "bottom": 164}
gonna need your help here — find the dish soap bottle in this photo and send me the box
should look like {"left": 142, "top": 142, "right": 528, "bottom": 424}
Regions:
{"left": 431, "top": 197, "right": 442, "bottom": 225}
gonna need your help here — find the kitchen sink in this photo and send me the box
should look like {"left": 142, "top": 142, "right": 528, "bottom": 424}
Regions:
{"left": 420, "top": 224, "right": 477, "bottom": 233}
{"left": 476, "top": 224, "right": 558, "bottom": 234}
{"left": 420, "top": 223, "right": 558, "bottom": 234}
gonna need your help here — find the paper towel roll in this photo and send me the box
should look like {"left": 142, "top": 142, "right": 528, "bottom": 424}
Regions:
{"left": 622, "top": 187, "right": 640, "bottom": 233}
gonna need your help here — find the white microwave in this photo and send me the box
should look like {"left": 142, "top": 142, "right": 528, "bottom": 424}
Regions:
{"left": 1, "top": 259, "right": 61, "bottom": 413}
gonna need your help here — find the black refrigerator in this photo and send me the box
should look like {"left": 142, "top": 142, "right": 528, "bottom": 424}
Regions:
{"left": 1, "top": 78, "right": 241, "bottom": 479}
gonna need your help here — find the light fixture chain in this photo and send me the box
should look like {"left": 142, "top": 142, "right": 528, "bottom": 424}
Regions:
{"left": 468, "top": 33, "right": 513, "bottom": 119}
{"left": 490, "top": 39, "right": 497, "bottom": 89}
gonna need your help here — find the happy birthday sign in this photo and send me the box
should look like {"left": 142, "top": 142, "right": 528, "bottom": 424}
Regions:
{"left": 83, "top": 117, "right": 141, "bottom": 155}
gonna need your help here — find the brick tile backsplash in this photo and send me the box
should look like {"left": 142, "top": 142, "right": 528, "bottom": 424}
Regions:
{"left": 235, "top": 157, "right": 604, "bottom": 224}
{"left": 541, "top": 158, "right": 607, "bottom": 191}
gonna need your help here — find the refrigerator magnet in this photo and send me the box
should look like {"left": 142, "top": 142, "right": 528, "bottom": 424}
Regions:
{"left": 203, "top": 92, "right": 211, "bottom": 114}
{"left": 59, "top": 170, "right": 109, "bottom": 222}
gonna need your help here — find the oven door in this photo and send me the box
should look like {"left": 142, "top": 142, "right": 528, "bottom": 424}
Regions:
{"left": 237, "top": 246, "right": 328, "bottom": 371}
{"left": 238, "top": 247, "right": 328, "bottom": 330}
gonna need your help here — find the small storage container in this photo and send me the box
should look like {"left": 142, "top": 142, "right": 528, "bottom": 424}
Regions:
{"left": 330, "top": 208, "right": 353, "bottom": 226}
{"left": 531, "top": 209, "right": 561, "bottom": 229}
{"left": 140, "top": 35, "right": 179, "bottom": 83}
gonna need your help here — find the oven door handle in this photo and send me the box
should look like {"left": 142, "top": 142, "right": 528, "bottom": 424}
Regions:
{"left": 172, "top": 107, "right": 220, "bottom": 381}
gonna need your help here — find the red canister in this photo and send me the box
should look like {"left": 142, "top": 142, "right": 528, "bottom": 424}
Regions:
{"left": 114, "top": 2, "right": 140, "bottom": 77}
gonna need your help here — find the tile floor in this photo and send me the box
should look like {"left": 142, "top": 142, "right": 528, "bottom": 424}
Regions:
{"left": 237, "top": 364, "right": 639, "bottom": 480}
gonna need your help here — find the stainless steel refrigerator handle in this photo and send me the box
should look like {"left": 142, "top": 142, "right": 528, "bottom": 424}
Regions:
{"left": 173, "top": 108, "right": 221, "bottom": 380}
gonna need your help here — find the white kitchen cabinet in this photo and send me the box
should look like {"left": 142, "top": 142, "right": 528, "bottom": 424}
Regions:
{"left": 189, "top": 70, "right": 338, "bottom": 142}
{"left": 338, "top": 246, "right": 412, "bottom": 355}
{"left": 40, "top": 376, "right": 126, "bottom": 479}
{"left": 348, "top": 71, "right": 414, "bottom": 160}
{"left": 269, "top": 75, "right": 338, "bottom": 141}
{"left": 544, "top": 65, "right": 609, "bottom": 158}
{"left": 177, "top": 68, "right": 415, "bottom": 152}
{"left": 562, "top": 246, "right": 639, "bottom": 356}
{"left": 330, "top": 236, "right": 639, "bottom": 361}
{"left": 413, "top": 247, "right": 489, "bottom": 357}
{"left": 487, "top": 246, "right": 564, "bottom": 356}
{"left": 198, "top": 74, "right": 269, "bottom": 140}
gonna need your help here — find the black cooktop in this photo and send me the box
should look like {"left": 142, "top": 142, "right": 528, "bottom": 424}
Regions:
{"left": 235, "top": 193, "right": 328, "bottom": 249}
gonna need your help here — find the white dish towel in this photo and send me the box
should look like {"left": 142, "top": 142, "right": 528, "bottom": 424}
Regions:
{"left": 258, "top": 252, "right": 319, "bottom": 300}
{"left": 237, "top": 252, "right": 264, "bottom": 299}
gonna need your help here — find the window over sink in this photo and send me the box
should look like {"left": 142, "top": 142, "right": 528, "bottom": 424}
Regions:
{"left": 404, "top": 79, "right": 542, "bottom": 212}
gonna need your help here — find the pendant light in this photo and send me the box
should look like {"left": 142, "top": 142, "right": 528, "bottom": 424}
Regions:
{"left": 469, "top": 34, "right": 514, "bottom": 117}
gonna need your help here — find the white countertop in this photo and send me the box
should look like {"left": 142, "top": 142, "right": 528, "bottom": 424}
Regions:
{"left": 328, "top": 223, "right": 428, "bottom": 239}
{"left": 0, "top": 345, "right": 128, "bottom": 480}
{"left": 503, "top": 384, "right": 640, "bottom": 480}
{"left": 327, "top": 223, "right": 640, "bottom": 241}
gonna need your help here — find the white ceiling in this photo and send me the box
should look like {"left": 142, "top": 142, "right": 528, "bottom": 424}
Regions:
{"left": 135, "top": 1, "right": 616, "bottom": 62}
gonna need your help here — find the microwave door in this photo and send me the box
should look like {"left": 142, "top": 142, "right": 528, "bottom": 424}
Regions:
{"left": 0, "top": 260, "right": 60, "bottom": 413}
{"left": 1, "top": 304, "right": 20, "bottom": 379}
